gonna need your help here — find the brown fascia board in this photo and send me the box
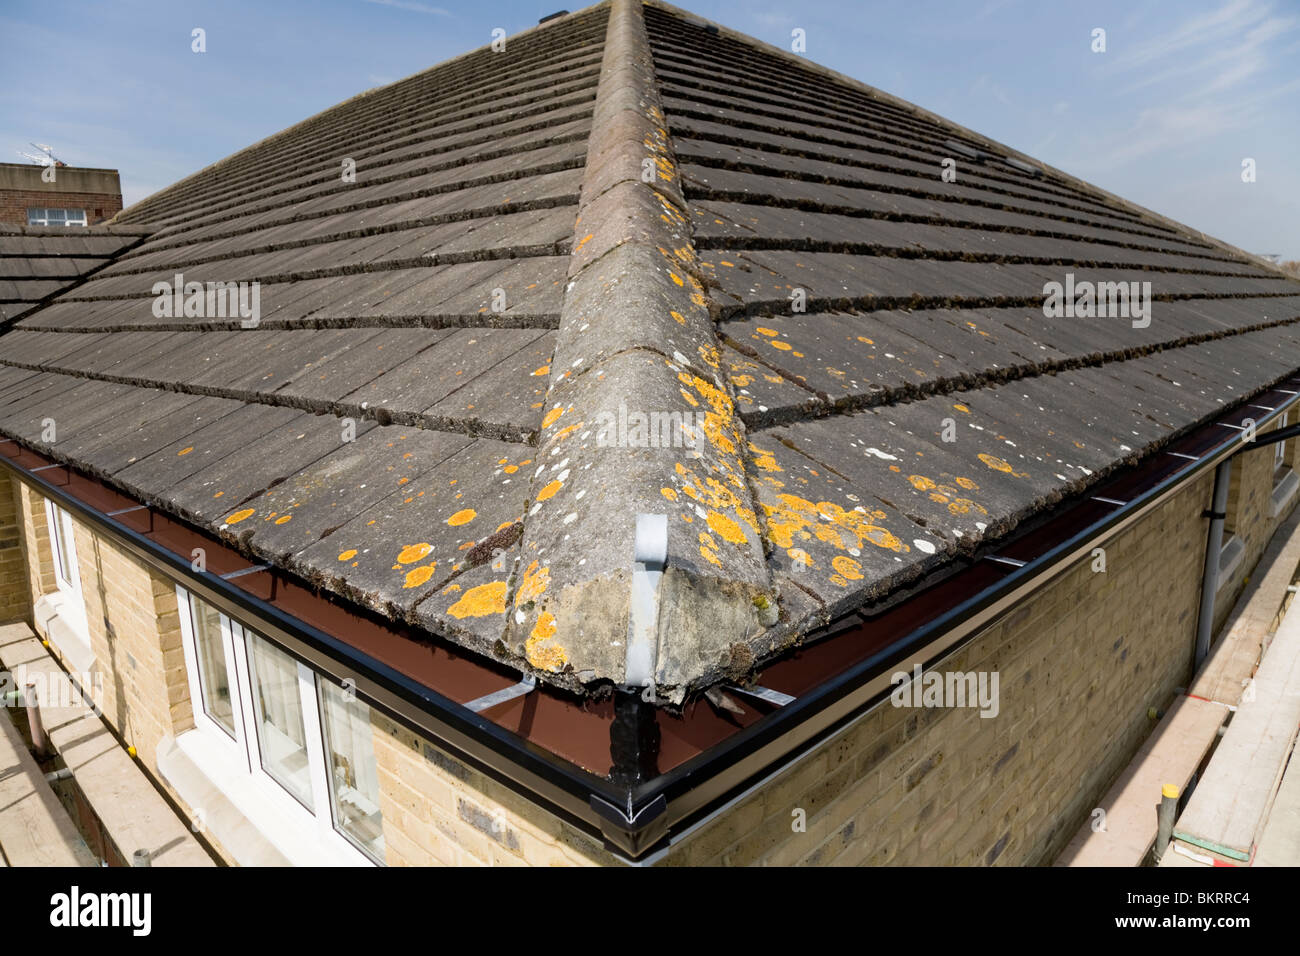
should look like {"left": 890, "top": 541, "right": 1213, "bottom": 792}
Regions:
{"left": 643, "top": 0, "right": 1289, "bottom": 279}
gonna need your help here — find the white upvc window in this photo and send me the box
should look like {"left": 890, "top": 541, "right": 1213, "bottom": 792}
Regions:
{"left": 176, "top": 586, "right": 385, "bottom": 866}
{"left": 27, "top": 207, "right": 88, "bottom": 227}
{"left": 1275, "top": 411, "right": 1289, "bottom": 472}
{"left": 43, "top": 500, "right": 88, "bottom": 635}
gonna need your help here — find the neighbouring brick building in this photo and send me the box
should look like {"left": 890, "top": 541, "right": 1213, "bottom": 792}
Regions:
{"left": 0, "top": 162, "right": 123, "bottom": 227}
{"left": 1, "top": 0, "right": 1298, "bottom": 867}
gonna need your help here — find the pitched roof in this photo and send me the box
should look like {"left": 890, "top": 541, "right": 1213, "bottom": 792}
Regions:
{"left": 1, "top": 0, "right": 1298, "bottom": 705}
{"left": 0, "top": 225, "right": 149, "bottom": 323}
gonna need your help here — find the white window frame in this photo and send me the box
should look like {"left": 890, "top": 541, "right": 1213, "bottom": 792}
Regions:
{"left": 43, "top": 500, "right": 88, "bottom": 636}
{"left": 1274, "top": 411, "right": 1289, "bottom": 473}
{"left": 175, "top": 585, "right": 380, "bottom": 866}
{"left": 26, "top": 207, "right": 88, "bottom": 227}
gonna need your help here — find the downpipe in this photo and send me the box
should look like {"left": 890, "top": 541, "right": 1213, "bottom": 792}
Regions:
{"left": 1194, "top": 460, "right": 1232, "bottom": 671}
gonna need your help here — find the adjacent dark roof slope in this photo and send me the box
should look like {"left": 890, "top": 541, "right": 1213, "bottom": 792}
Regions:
{"left": 1, "top": 0, "right": 1298, "bottom": 705}
{"left": 0, "top": 225, "right": 150, "bottom": 324}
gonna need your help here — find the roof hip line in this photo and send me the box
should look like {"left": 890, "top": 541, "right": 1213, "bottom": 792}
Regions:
{"left": 506, "top": 0, "right": 781, "bottom": 705}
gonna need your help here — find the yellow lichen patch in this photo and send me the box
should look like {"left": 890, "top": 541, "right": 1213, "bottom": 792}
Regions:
{"left": 756, "top": 327, "right": 778, "bottom": 337}
{"left": 830, "top": 574, "right": 848, "bottom": 587}
{"left": 396, "top": 543, "right": 433, "bottom": 565}
{"left": 542, "top": 406, "right": 564, "bottom": 428}
{"left": 574, "top": 233, "right": 594, "bottom": 252}
{"left": 447, "top": 508, "right": 476, "bottom": 527}
{"left": 770, "top": 341, "right": 793, "bottom": 351}
{"left": 978, "top": 453, "right": 1026, "bottom": 476}
{"left": 531, "top": 611, "right": 557, "bottom": 640}
{"left": 698, "top": 532, "right": 721, "bottom": 567}
{"left": 338, "top": 549, "right": 358, "bottom": 561}
{"left": 733, "top": 374, "right": 754, "bottom": 387}
{"left": 676, "top": 372, "right": 739, "bottom": 456}
{"left": 763, "top": 494, "right": 907, "bottom": 555}
{"left": 955, "top": 476, "right": 978, "bottom": 490}
{"left": 680, "top": 388, "right": 699, "bottom": 407}
{"left": 856, "top": 336, "right": 874, "bottom": 344}
{"left": 526, "top": 628, "right": 567, "bottom": 672}
{"left": 403, "top": 564, "right": 437, "bottom": 589}
{"left": 669, "top": 271, "right": 684, "bottom": 286}
{"left": 706, "top": 510, "right": 746, "bottom": 545}
{"left": 661, "top": 487, "right": 678, "bottom": 502}
{"left": 788, "top": 547, "right": 812, "bottom": 568}
{"left": 670, "top": 309, "right": 685, "bottom": 325}
{"left": 832, "top": 555, "right": 863, "bottom": 580}
{"left": 749, "top": 444, "right": 782, "bottom": 473}
{"left": 225, "top": 508, "right": 255, "bottom": 525}
{"left": 516, "top": 560, "right": 550, "bottom": 605}
{"left": 908, "top": 475, "right": 936, "bottom": 491}
{"left": 178, "top": 446, "right": 194, "bottom": 456}
{"left": 447, "top": 581, "right": 507, "bottom": 619}
{"left": 929, "top": 492, "right": 949, "bottom": 503}
{"left": 536, "top": 479, "right": 562, "bottom": 502}
{"left": 532, "top": 365, "right": 550, "bottom": 376}
{"left": 697, "top": 344, "right": 720, "bottom": 368}
{"left": 504, "top": 465, "right": 518, "bottom": 474}
{"left": 275, "top": 515, "right": 292, "bottom": 525}
{"left": 213, "top": 491, "right": 224, "bottom": 498}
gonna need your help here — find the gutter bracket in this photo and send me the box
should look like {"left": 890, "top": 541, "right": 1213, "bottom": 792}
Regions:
{"left": 464, "top": 674, "right": 537, "bottom": 714}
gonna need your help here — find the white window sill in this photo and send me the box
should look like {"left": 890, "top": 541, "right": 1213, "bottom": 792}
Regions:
{"left": 167, "top": 729, "right": 373, "bottom": 867}
{"left": 33, "top": 592, "right": 95, "bottom": 673}
{"left": 1272, "top": 469, "right": 1298, "bottom": 518}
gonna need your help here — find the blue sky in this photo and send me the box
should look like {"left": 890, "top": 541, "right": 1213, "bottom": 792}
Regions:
{"left": 2, "top": 0, "right": 1297, "bottom": 257}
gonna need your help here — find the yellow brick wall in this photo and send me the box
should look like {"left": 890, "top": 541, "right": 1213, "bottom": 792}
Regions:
{"left": 1219, "top": 416, "right": 1299, "bottom": 630}
{"left": 67, "top": 517, "right": 195, "bottom": 773}
{"left": 371, "top": 711, "right": 619, "bottom": 866}
{"left": 0, "top": 476, "right": 30, "bottom": 622}
{"left": 14, "top": 480, "right": 55, "bottom": 602}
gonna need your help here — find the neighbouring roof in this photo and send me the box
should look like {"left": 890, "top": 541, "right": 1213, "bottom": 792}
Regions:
{"left": 1, "top": 0, "right": 1298, "bottom": 705}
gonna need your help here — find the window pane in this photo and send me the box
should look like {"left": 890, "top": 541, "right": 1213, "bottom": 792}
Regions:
{"left": 51, "top": 507, "right": 76, "bottom": 586}
{"left": 246, "top": 632, "right": 313, "bottom": 808}
{"left": 318, "top": 678, "right": 385, "bottom": 862}
{"left": 188, "top": 594, "right": 237, "bottom": 737}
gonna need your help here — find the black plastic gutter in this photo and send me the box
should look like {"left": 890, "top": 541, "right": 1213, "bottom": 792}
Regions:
{"left": 3, "top": 372, "right": 1299, "bottom": 861}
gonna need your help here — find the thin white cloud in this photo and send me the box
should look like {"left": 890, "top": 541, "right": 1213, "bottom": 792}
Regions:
{"left": 1112, "top": 0, "right": 1268, "bottom": 70}
{"left": 362, "top": 0, "right": 451, "bottom": 16}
